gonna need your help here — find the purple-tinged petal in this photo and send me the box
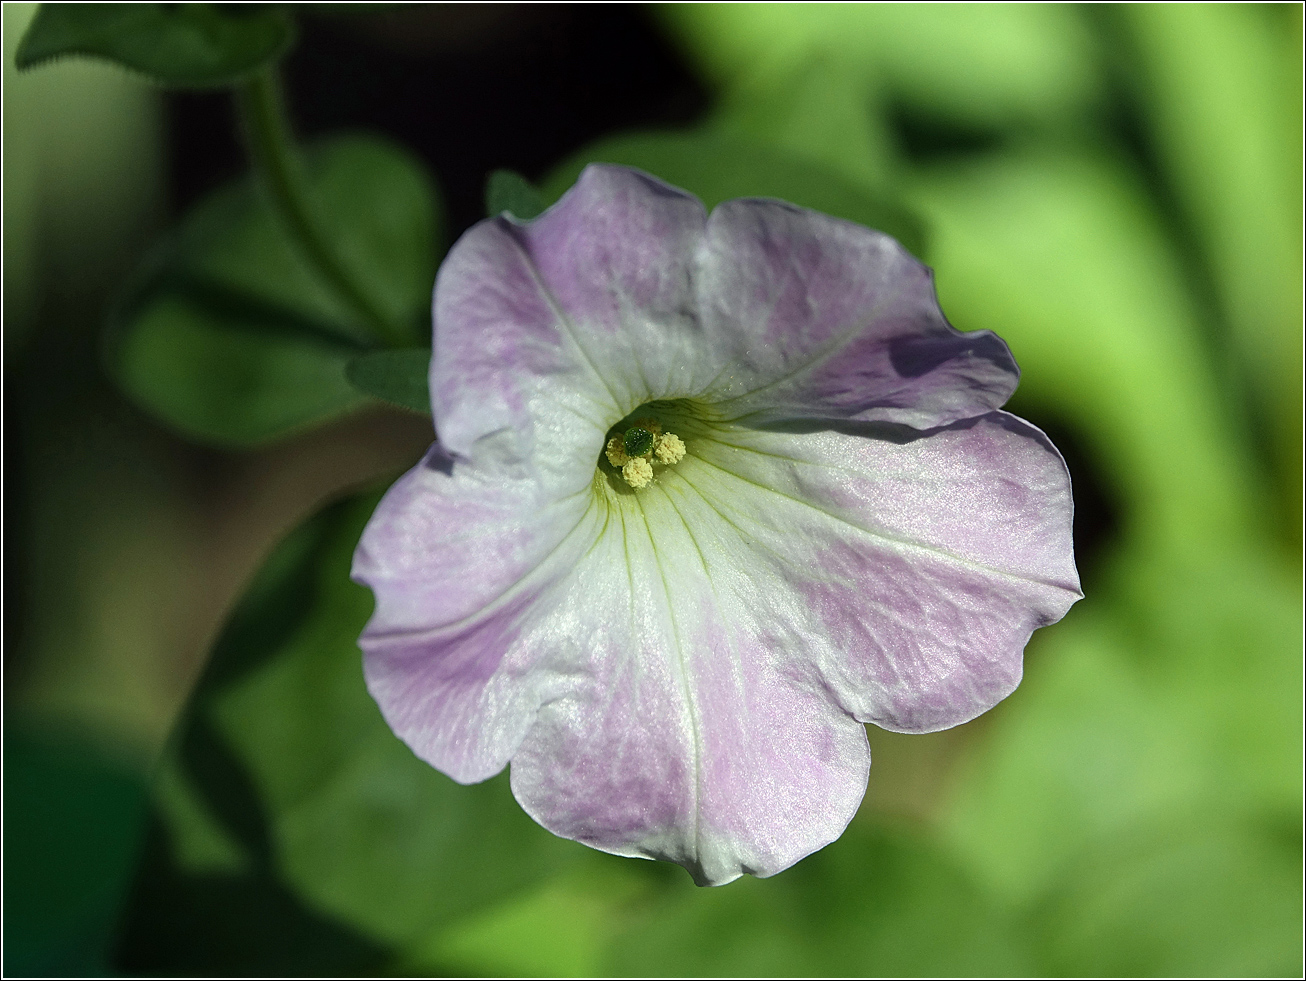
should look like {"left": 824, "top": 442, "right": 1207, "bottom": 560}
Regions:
{"left": 507, "top": 494, "right": 871, "bottom": 886}
{"left": 352, "top": 440, "right": 598, "bottom": 783}
{"left": 504, "top": 408, "right": 1077, "bottom": 881}
{"left": 666, "top": 410, "right": 1081, "bottom": 732}
{"left": 696, "top": 199, "right": 1020, "bottom": 429}
{"left": 431, "top": 165, "right": 716, "bottom": 472}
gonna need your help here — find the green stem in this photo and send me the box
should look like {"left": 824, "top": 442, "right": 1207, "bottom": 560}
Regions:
{"left": 235, "top": 68, "right": 406, "bottom": 347}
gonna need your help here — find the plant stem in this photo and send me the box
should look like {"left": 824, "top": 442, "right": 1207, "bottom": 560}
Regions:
{"left": 235, "top": 68, "right": 406, "bottom": 347}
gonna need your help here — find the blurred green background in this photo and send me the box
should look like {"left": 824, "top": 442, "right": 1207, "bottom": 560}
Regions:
{"left": 4, "top": 3, "right": 1301, "bottom": 976}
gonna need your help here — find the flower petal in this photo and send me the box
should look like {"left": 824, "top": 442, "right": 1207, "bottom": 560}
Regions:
{"left": 507, "top": 490, "right": 871, "bottom": 886}
{"left": 359, "top": 450, "right": 872, "bottom": 883}
{"left": 352, "top": 439, "right": 597, "bottom": 783}
{"left": 668, "top": 410, "right": 1082, "bottom": 732}
{"left": 356, "top": 410, "right": 1075, "bottom": 883}
{"left": 696, "top": 198, "right": 1020, "bottom": 429}
{"left": 431, "top": 165, "right": 717, "bottom": 476}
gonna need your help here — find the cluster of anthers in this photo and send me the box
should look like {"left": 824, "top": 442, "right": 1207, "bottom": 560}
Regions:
{"left": 603, "top": 417, "right": 686, "bottom": 488}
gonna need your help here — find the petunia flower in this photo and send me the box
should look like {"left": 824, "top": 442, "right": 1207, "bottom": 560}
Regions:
{"left": 352, "top": 165, "right": 1081, "bottom": 886}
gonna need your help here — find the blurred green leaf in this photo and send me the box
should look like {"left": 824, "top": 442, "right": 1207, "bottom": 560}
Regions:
{"left": 145, "top": 493, "right": 579, "bottom": 958}
{"left": 1033, "top": 815, "right": 1301, "bottom": 977}
{"left": 596, "top": 822, "right": 1031, "bottom": 977}
{"left": 121, "top": 504, "right": 398, "bottom": 976}
{"left": 107, "top": 134, "right": 442, "bottom": 447}
{"left": 409, "top": 855, "right": 655, "bottom": 977}
{"left": 1118, "top": 4, "right": 1302, "bottom": 540}
{"left": 3, "top": 729, "right": 148, "bottom": 976}
{"left": 174, "top": 134, "right": 440, "bottom": 347}
{"left": 411, "top": 818, "right": 1033, "bottom": 977}
{"left": 485, "top": 169, "right": 547, "bottom": 221}
{"left": 345, "top": 348, "right": 431, "bottom": 416}
{"left": 111, "top": 291, "right": 367, "bottom": 448}
{"left": 544, "top": 129, "right": 926, "bottom": 258}
{"left": 15, "top": 3, "right": 295, "bottom": 88}
{"left": 909, "top": 150, "right": 1264, "bottom": 556}
{"left": 711, "top": 58, "right": 901, "bottom": 197}
{"left": 942, "top": 546, "right": 1301, "bottom": 974}
{"left": 656, "top": 3, "right": 1102, "bottom": 129}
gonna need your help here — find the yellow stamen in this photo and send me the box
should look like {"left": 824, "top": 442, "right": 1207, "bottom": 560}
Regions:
{"left": 605, "top": 436, "right": 629, "bottom": 467}
{"left": 653, "top": 433, "right": 686, "bottom": 465}
{"left": 605, "top": 416, "right": 688, "bottom": 489}
{"left": 622, "top": 457, "right": 653, "bottom": 488}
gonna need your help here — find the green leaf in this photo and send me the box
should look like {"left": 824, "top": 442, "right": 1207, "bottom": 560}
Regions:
{"left": 110, "top": 290, "right": 367, "bottom": 448}
{"left": 1119, "top": 4, "right": 1302, "bottom": 539}
{"left": 942, "top": 546, "right": 1301, "bottom": 974}
{"left": 656, "top": 4, "right": 1102, "bottom": 129}
{"left": 140, "top": 495, "right": 580, "bottom": 965}
{"left": 174, "top": 134, "right": 440, "bottom": 348}
{"left": 15, "top": 3, "right": 295, "bottom": 88}
{"left": 485, "top": 169, "right": 547, "bottom": 221}
{"left": 1033, "top": 815, "right": 1302, "bottom": 977}
{"left": 3, "top": 729, "right": 148, "bottom": 976}
{"left": 594, "top": 822, "right": 1031, "bottom": 977}
{"left": 345, "top": 349, "right": 431, "bottom": 416}
{"left": 107, "top": 134, "right": 442, "bottom": 447}
{"left": 543, "top": 129, "right": 927, "bottom": 258}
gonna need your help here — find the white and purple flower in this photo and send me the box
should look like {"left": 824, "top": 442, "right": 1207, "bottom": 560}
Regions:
{"left": 352, "top": 165, "right": 1081, "bottom": 886}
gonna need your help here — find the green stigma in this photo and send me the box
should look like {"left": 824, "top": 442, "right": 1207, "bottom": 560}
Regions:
{"left": 623, "top": 427, "right": 655, "bottom": 457}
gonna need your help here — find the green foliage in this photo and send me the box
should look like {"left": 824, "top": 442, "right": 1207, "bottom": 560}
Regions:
{"left": 912, "top": 151, "right": 1263, "bottom": 556}
{"left": 106, "top": 134, "right": 442, "bottom": 447}
{"left": 344, "top": 349, "right": 431, "bottom": 416}
{"left": 3, "top": 730, "right": 148, "bottom": 976}
{"left": 1117, "top": 4, "right": 1303, "bottom": 540}
{"left": 1033, "top": 814, "right": 1301, "bottom": 978}
{"left": 656, "top": 3, "right": 1102, "bottom": 128}
{"left": 15, "top": 3, "right": 295, "bottom": 88}
{"left": 544, "top": 130, "right": 926, "bottom": 259}
{"left": 485, "top": 169, "right": 548, "bottom": 221}
{"left": 122, "top": 495, "right": 582, "bottom": 973}
{"left": 599, "top": 825, "right": 1032, "bottom": 977}
{"left": 112, "top": 291, "right": 367, "bottom": 449}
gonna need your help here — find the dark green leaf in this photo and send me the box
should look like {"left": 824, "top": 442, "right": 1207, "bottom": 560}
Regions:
{"left": 15, "top": 3, "right": 295, "bottom": 88}
{"left": 543, "top": 130, "right": 927, "bottom": 258}
{"left": 174, "top": 134, "right": 440, "bottom": 348}
{"left": 119, "top": 504, "right": 394, "bottom": 979}
{"left": 485, "top": 169, "right": 547, "bottom": 221}
{"left": 107, "top": 134, "right": 443, "bottom": 447}
{"left": 108, "top": 289, "right": 368, "bottom": 449}
{"left": 345, "top": 349, "right": 431, "bottom": 415}
{"left": 142, "top": 495, "right": 579, "bottom": 962}
{"left": 3, "top": 729, "right": 148, "bottom": 976}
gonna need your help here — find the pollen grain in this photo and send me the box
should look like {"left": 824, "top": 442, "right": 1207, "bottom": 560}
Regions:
{"left": 622, "top": 457, "right": 654, "bottom": 488}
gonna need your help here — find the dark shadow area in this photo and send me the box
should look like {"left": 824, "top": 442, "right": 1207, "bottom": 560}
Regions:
{"left": 888, "top": 328, "right": 1017, "bottom": 380}
{"left": 112, "top": 500, "right": 393, "bottom": 975}
{"left": 117, "top": 815, "right": 391, "bottom": 977}
{"left": 888, "top": 100, "right": 1007, "bottom": 164}
{"left": 166, "top": 5, "right": 709, "bottom": 238}
{"left": 3, "top": 728, "right": 149, "bottom": 977}
{"left": 1005, "top": 403, "right": 1123, "bottom": 584}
